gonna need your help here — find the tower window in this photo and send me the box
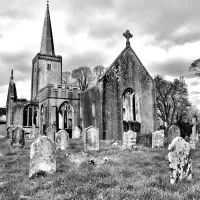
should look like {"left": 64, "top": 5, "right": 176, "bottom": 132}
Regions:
{"left": 47, "top": 64, "right": 51, "bottom": 71}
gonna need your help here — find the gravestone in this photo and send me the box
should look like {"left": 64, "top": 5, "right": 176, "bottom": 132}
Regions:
{"left": 11, "top": 127, "right": 25, "bottom": 149}
{"left": 7, "top": 126, "right": 15, "bottom": 139}
{"left": 72, "top": 126, "right": 81, "bottom": 139}
{"left": 190, "top": 118, "right": 197, "bottom": 149}
{"left": 168, "top": 125, "right": 180, "bottom": 144}
{"left": 122, "top": 130, "right": 137, "bottom": 150}
{"left": 46, "top": 127, "right": 55, "bottom": 142}
{"left": 30, "top": 124, "right": 36, "bottom": 139}
{"left": 152, "top": 130, "right": 164, "bottom": 148}
{"left": 56, "top": 130, "right": 69, "bottom": 150}
{"left": 168, "top": 136, "right": 192, "bottom": 184}
{"left": 29, "top": 136, "right": 56, "bottom": 178}
{"left": 84, "top": 126, "right": 99, "bottom": 151}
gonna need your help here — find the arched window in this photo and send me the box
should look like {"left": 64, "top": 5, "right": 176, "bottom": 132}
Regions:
{"left": 59, "top": 102, "right": 74, "bottom": 130}
{"left": 23, "top": 104, "right": 38, "bottom": 127}
{"left": 122, "top": 88, "right": 136, "bottom": 132}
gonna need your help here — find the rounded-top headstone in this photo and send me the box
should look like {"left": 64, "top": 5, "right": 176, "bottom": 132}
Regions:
{"left": 11, "top": 127, "right": 25, "bottom": 149}
{"left": 168, "top": 136, "right": 192, "bottom": 184}
{"left": 29, "top": 136, "right": 56, "bottom": 178}
{"left": 56, "top": 130, "right": 69, "bottom": 150}
{"left": 122, "top": 130, "right": 137, "bottom": 150}
{"left": 72, "top": 126, "right": 81, "bottom": 139}
{"left": 168, "top": 125, "right": 180, "bottom": 144}
{"left": 152, "top": 130, "right": 164, "bottom": 148}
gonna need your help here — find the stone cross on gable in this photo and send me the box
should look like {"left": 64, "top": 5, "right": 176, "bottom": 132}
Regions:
{"left": 123, "top": 30, "right": 133, "bottom": 47}
{"left": 47, "top": 0, "right": 49, "bottom": 5}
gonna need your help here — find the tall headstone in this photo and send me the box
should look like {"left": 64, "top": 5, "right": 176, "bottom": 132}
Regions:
{"left": 7, "top": 126, "right": 15, "bottom": 139}
{"left": 56, "top": 130, "right": 69, "bottom": 150}
{"left": 84, "top": 126, "right": 99, "bottom": 151}
{"left": 190, "top": 118, "right": 197, "bottom": 149}
{"left": 168, "top": 137, "right": 192, "bottom": 184}
{"left": 168, "top": 125, "right": 180, "bottom": 144}
{"left": 72, "top": 126, "right": 81, "bottom": 139}
{"left": 29, "top": 136, "right": 56, "bottom": 178}
{"left": 46, "top": 126, "right": 55, "bottom": 142}
{"left": 152, "top": 130, "right": 164, "bottom": 148}
{"left": 122, "top": 130, "right": 137, "bottom": 150}
{"left": 11, "top": 127, "right": 25, "bottom": 149}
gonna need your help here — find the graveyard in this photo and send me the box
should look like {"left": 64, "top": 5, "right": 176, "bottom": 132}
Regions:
{"left": 0, "top": 133, "right": 200, "bottom": 200}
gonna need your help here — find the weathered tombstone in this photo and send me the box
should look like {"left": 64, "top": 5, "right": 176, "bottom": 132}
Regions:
{"left": 29, "top": 124, "right": 36, "bottom": 139}
{"left": 122, "top": 130, "right": 137, "bottom": 150}
{"left": 190, "top": 118, "right": 197, "bottom": 149}
{"left": 11, "top": 127, "right": 25, "bottom": 149}
{"left": 46, "top": 126, "right": 55, "bottom": 142}
{"left": 84, "top": 126, "right": 99, "bottom": 151}
{"left": 168, "top": 137, "right": 192, "bottom": 184}
{"left": 29, "top": 136, "right": 56, "bottom": 178}
{"left": 7, "top": 126, "right": 15, "bottom": 139}
{"left": 56, "top": 130, "right": 69, "bottom": 150}
{"left": 168, "top": 125, "right": 180, "bottom": 144}
{"left": 72, "top": 126, "right": 81, "bottom": 139}
{"left": 152, "top": 130, "right": 164, "bottom": 148}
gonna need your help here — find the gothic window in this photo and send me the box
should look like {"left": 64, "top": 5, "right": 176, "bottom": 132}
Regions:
{"left": 47, "top": 64, "right": 51, "bottom": 71}
{"left": 23, "top": 105, "right": 38, "bottom": 127}
{"left": 59, "top": 102, "right": 74, "bottom": 130}
{"left": 122, "top": 88, "right": 136, "bottom": 132}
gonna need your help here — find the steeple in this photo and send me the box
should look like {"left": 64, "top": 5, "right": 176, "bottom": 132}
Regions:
{"left": 40, "top": 2, "right": 55, "bottom": 56}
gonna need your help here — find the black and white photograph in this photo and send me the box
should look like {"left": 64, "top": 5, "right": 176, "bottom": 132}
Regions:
{"left": 0, "top": 0, "right": 200, "bottom": 199}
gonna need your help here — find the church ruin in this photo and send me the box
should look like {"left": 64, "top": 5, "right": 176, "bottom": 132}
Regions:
{"left": 6, "top": 3, "right": 157, "bottom": 140}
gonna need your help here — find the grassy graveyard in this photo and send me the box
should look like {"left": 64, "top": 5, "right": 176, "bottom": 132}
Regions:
{"left": 0, "top": 137, "right": 200, "bottom": 200}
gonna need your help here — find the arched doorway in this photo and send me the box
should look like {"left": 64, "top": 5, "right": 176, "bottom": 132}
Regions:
{"left": 58, "top": 102, "right": 74, "bottom": 138}
{"left": 122, "top": 88, "right": 139, "bottom": 132}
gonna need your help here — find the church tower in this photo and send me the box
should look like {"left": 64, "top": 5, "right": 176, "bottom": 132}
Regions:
{"left": 31, "top": 2, "right": 62, "bottom": 100}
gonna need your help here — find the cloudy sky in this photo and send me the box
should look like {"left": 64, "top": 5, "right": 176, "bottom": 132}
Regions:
{"left": 0, "top": 0, "right": 200, "bottom": 108}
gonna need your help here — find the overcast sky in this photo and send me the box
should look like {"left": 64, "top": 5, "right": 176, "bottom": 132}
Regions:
{"left": 0, "top": 0, "right": 200, "bottom": 109}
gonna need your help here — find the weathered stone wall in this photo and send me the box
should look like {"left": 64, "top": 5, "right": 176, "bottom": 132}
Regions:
{"left": 37, "top": 85, "right": 80, "bottom": 133}
{"left": 80, "top": 85, "right": 103, "bottom": 139}
{"left": 31, "top": 54, "right": 62, "bottom": 100}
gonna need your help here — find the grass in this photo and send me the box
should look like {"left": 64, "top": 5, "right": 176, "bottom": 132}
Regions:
{"left": 0, "top": 137, "right": 200, "bottom": 200}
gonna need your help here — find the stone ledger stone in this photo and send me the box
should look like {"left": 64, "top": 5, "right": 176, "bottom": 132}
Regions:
{"left": 168, "top": 137, "right": 192, "bottom": 184}
{"left": 29, "top": 136, "right": 56, "bottom": 178}
{"left": 72, "top": 126, "right": 81, "bottom": 139}
{"left": 122, "top": 130, "right": 137, "bottom": 150}
{"left": 56, "top": 130, "right": 69, "bottom": 150}
{"left": 168, "top": 125, "right": 180, "bottom": 144}
{"left": 46, "top": 126, "right": 55, "bottom": 142}
{"left": 152, "top": 130, "right": 164, "bottom": 148}
{"left": 84, "top": 126, "right": 99, "bottom": 151}
{"left": 11, "top": 127, "right": 25, "bottom": 149}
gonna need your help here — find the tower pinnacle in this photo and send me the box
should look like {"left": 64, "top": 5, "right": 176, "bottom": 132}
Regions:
{"left": 40, "top": 2, "right": 55, "bottom": 56}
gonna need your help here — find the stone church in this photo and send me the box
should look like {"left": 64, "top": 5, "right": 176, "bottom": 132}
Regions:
{"left": 6, "top": 3, "right": 157, "bottom": 140}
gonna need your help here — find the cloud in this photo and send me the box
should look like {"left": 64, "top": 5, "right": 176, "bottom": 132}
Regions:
{"left": 149, "top": 59, "right": 194, "bottom": 78}
{"left": 63, "top": 50, "right": 107, "bottom": 71}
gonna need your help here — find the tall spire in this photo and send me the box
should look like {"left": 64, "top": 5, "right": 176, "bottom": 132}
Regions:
{"left": 11, "top": 69, "right": 13, "bottom": 80}
{"left": 40, "top": 2, "right": 55, "bottom": 56}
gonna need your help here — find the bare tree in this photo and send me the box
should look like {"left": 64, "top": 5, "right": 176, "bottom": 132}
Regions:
{"left": 154, "top": 75, "right": 191, "bottom": 127}
{"left": 71, "top": 66, "right": 95, "bottom": 91}
{"left": 93, "top": 65, "right": 105, "bottom": 80}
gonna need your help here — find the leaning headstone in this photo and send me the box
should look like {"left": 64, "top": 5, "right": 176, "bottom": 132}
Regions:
{"left": 152, "top": 130, "right": 164, "bottom": 148}
{"left": 168, "top": 125, "right": 180, "bottom": 144}
{"left": 46, "top": 127, "right": 55, "bottom": 142}
{"left": 84, "top": 126, "right": 99, "bottom": 151}
{"left": 122, "top": 130, "right": 137, "bottom": 150}
{"left": 190, "top": 118, "right": 197, "bottom": 149}
{"left": 168, "top": 137, "right": 192, "bottom": 184}
{"left": 29, "top": 136, "right": 56, "bottom": 178}
{"left": 56, "top": 130, "right": 69, "bottom": 150}
{"left": 11, "top": 127, "right": 25, "bottom": 149}
{"left": 72, "top": 126, "right": 81, "bottom": 139}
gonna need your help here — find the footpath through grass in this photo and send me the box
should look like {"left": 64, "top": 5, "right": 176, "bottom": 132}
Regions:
{"left": 0, "top": 137, "right": 200, "bottom": 200}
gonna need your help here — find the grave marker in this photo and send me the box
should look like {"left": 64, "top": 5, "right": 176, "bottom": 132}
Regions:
{"left": 152, "top": 130, "right": 164, "bottom": 148}
{"left": 56, "top": 130, "right": 69, "bottom": 150}
{"left": 11, "top": 127, "right": 25, "bottom": 149}
{"left": 122, "top": 130, "right": 137, "bottom": 150}
{"left": 168, "top": 125, "right": 180, "bottom": 144}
